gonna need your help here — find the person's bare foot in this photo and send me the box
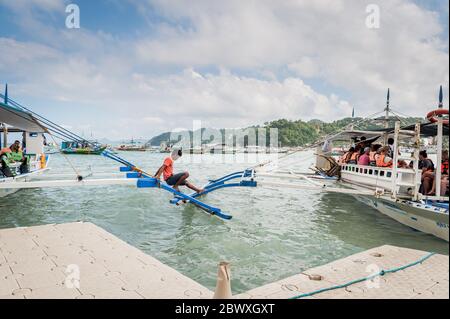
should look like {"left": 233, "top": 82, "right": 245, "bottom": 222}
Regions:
{"left": 197, "top": 188, "right": 204, "bottom": 194}
{"left": 173, "top": 186, "right": 180, "bottom": 193}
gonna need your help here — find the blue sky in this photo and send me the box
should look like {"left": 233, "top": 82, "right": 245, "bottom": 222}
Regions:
{"left": 0, "top": 0, "right": 448, "bottom": 140}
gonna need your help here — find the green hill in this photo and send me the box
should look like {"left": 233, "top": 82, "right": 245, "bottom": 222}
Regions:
{"left": 147, "top": 116, "right": 425, "bottom": 147}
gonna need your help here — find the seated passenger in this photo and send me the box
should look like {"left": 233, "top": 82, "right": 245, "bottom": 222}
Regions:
{"left": 387, "top": 138, "right": 395, "bottom": 158}
{"left": 419, "top": 150, "right": 435, "bottom": 194}
{"left": 376, "top": 146, "right": 393, "bottom": 168}
{"left": 0, "top": 147, "right": 15, "bottom": 178}
{"left": 348, "top": 145, "right": 361, "bottom": 164}
{"left": 428, "top": 150, "right": 449, "bottom": 196}
{"left": 369, "top": 144, "right": 381, "bottom": 166}
{"left": 340, "top": 147, "right": 355, "bottom": 164}
{"left": 358, "top": 147, "right": 371, "bottom": 166}
{"left": 10, "top": 141, "right": 24, "bottom": 162}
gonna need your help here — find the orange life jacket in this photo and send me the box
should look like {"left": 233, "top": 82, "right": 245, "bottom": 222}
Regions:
{"left": 369, "top": 151, "right": 376, "bottom": 162}
{"left": 0, "top": 147, "right": 11, "bottom": 156}
{"left": 349, "top": 152, "right": 359, "bottom": 163}
{"left": 376, "top": 154, "right": 392, "bottom": 168}
{"left": 340, "top": 152, "right": 350, "bottom": 163}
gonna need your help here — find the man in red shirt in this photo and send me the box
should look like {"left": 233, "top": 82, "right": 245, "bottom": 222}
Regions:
{"left": 154, "top": 149, "right": 204, "bottom": 193}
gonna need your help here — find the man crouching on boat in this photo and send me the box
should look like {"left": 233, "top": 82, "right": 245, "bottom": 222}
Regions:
{"left": 154, "top": 149, "right": 204, "bottom": 194}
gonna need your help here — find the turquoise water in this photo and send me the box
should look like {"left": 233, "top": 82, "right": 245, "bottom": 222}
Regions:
{"left": 0, "top": 151, "right": 448, "bottom": 293}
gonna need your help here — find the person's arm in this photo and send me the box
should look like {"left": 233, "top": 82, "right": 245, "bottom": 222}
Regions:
{"left": 154, "top": 165, "right": 166, "bottom": 179}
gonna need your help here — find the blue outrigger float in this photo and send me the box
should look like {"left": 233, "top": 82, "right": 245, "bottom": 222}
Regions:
{"left": 101, "top": 150, "right": 257, "bottom": 220}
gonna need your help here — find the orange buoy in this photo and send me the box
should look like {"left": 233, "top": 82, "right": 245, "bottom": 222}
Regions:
{"left": 427, "top": 109, "right": 449, "bottom": 125}
{"left": 40, "top": 154, "right": 47, "bottom": 168}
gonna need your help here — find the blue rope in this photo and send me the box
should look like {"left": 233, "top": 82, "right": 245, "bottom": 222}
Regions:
{"left": 289, "top": 252, "right": 436, "bottom": 299}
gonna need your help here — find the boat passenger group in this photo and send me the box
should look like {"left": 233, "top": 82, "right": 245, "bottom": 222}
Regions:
{"left": 338, "top": 137, "right": 449, "bottom": 196}
{"left": 0, "top": 140, "right": 43, "bottom": 178}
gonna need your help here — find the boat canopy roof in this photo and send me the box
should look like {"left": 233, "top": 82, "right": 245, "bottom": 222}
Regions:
{"left": 328, "top": 122, "right": 448, "bottom": 143}
{"left": 327, "top": 130, "right": 382, "bottom": 142}
{"left": 0, "top": 101, "right": 45, "bottom": 132}
{"left": 369, "top": 122, "right": 449, "bottom": 137}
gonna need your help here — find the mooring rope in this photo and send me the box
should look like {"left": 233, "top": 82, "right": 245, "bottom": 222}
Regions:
{"left": 289, "top": 251, "right": 436, "bottom": 299}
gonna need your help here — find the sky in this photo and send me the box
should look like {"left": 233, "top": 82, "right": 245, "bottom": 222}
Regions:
{"left": 0, "top": 0, "right": 448, "bottom": 140}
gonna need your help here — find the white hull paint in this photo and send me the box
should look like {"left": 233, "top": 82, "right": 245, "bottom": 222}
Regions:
{"left": 353, "top": 194, "right": 449, "bottom": 242}
{"left": 0, "top": 167, "right": 49, "bottom": 198}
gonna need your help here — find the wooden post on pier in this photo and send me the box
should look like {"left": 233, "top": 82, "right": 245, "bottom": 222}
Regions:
{"left": 213, "top": 262, "right": 232, "bottom": 299}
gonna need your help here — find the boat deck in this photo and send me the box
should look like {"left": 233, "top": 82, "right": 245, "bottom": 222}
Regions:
{"left": 0, "top": 222, "right": 448, "bottom": 299}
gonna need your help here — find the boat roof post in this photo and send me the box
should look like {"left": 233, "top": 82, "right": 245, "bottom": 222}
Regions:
{"left": 391, "top": 121, "right": 400, "bottom": 199}
{"left": 2, "top": 124, "right": 7, "bottom": 149}
{"left": 435, "top": 86, "right": 444, "bottom": 197}
{"left": 412, "top": 123, "right": 421, "bottom": 201}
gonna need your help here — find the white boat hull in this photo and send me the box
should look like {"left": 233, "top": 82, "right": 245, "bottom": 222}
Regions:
{"left": 0, "top": 167, "right": 49, "bottom": 198}
{"left": 353, "top": 195, "right": 449, "bottom": 242}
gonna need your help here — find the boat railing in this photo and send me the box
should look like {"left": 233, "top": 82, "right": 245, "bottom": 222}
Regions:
{"left": 340, "top": 163, "right": 416, "bottom": 196}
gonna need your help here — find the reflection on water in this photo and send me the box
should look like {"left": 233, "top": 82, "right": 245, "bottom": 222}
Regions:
{"left": 0, "top": 151, "right": 448, "bottom": 293}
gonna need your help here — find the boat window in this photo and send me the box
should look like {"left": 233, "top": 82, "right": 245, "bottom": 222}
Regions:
{"left": 356, "top": 167, "right": 359, "bottom": 173}
{"left": 364, "top": 169, "right": 368, "bottom": 174}
{"left": 374, "top": 170, "right": 378, "bottom": 175}
{"left": 369, "top": 169, "right": 373, "bottom": 175}
{"left": 387, "top": 172, "right": 392, "bottom": 178}
{"left": 380, "top": 171, "right": 385, "bottom": 177}
{"left": 352, "top": 167, "right": 355, "bottom": 172}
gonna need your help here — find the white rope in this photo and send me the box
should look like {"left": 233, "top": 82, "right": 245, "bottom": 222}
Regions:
{"left": 45, "top": 129, "right": 82, "bottom": 178}
{"left": 257, "top": 180, "right": 384, "bottom": 196}
{"left": 0, "top": 178, "right": 136, "bottom": 189}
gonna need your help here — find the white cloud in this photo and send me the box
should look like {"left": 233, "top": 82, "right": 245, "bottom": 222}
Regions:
{"left": 0, "top": 0, "right": 66, "bottom": 11}
{"left": 134, "top": 0, "right": 449, "bottom": 112}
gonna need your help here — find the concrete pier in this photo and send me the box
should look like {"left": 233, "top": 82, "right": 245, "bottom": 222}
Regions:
{"left": 0, "top": 222, "right": 213, "bottom": 299}
{"left": 1, "top": 222, "right": 448, "bottom": 299}
{"left": 235, "top": 245, "right": 449, "bottom": 299}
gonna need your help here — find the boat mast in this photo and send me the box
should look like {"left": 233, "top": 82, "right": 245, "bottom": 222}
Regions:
{"left": 383, "top": 88, "right": 390, "bottom": 144}
{"left": 384, "top": 88, "right": 390, "bottom": 128}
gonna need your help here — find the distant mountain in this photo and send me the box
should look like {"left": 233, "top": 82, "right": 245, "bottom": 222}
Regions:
{"left": 146, "top": 116, "right": 425, "bottom": 147}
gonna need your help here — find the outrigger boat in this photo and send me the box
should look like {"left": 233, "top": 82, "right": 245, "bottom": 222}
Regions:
{"left": 309, "top": 87, "right": 449, "bottom": 241}
{"left": 61, "top": 141, "right": 106, "bottom": 155}
{"left": 115, "top": 138, "right": 148, "bottom": 152}
{"left": 0, "top": 88, "right": 49, "bottom": 198}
